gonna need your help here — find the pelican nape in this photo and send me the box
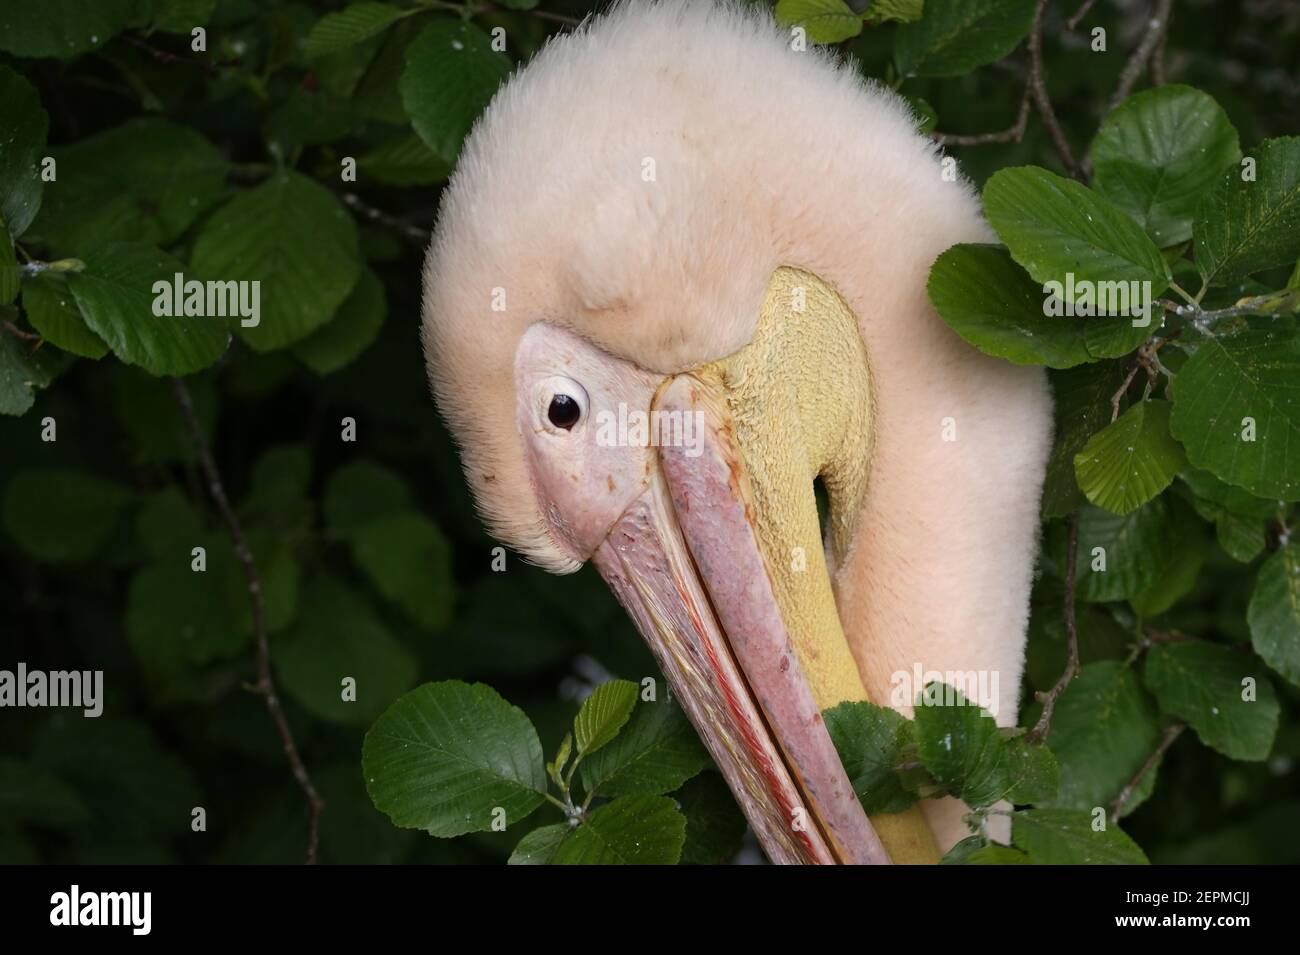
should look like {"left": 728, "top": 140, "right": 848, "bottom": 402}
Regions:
{"left": 421, "top": 1, "right": 1052, "bottom": 864}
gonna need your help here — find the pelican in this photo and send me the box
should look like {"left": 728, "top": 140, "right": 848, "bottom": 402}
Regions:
{"left": 422, "top": 1, "right": 1052, "bottom": 864}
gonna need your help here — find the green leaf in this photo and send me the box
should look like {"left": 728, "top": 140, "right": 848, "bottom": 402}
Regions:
{"left": 0, "top": 332, "right": 41, "bottom": 415}
{"left": 0, "top": 66, "right": 47, "bottom": 239}
{"left": 1144, "top": 641, "right": 1279, "bottom": 761}
{"left": 1012, "top": 808, "right": 1149, "bottom": 863}
{"left": 870, "top": 0, "right": 925, "bottom": 24}
{"left": 939, "top": 834, "right": 986, "bottom": 864}
{"left": 824, "top": 700, "right": 918, "bottom": 814}
{"left": 274, "top": 575, "right": 416, "bottom": 725}
{"left": 324, "top": 459, "right": 413, "bottom": 535}
{"left": 929, "top": 244, "right": 1090, "bottom": 368}
{"left": 150, "top": 0, "right": 218, "bottom": 35}
{"left": 1071, "top": 499, "right": 1177, "bottom": 602}
{"left": 127, "top": 546, "right": 239, "bottom": 668}
{"left": 1169, "top": 331, "right": 1300, "bottom": 500}
{"left": 574, "top": 679, "right": 639, "bottom": 757}
{"left": 2, "top": 468, "right": 130, "bottom": 563}
{"left": 774, "top": 0, "right": 863, "bottom": 44}
{"left": 675, "top": 773, "right": 747, "bottom": 865}
{"left": 967, "top": 845, "right": 1033, "bottom": 864}
{"left": 0, "top": 225, "right": 17, "bottom": 306}
{"left": 547, "top": 733, "right": 573, "bottom": 788}
{"left": 1042, "top": 362, "right": 1133, "bottom": 518}
{"left": 0, "top": 759, "right": 88, "bottom": 828}
{"left": 1127, "top": 501, "right": 1208, "bottom": 617}
{"left": 31, "top": 717, "right": 201, "bottom": 840}
{"left": 136, "top": 487, "right": 204, "bottom": 560}
{"left": 354, "top": 15, "right": 424, "bottom": 125}
{"left": 189, "top": 171, "right": 361, "bottom": 351}
{"left": 228, "top": 532, "right": 300, "bottom": 637}
{"left": 895, "top": 0, "right": 1037, "bottom": 77}
{"left": 305, "top": 3, "right": 414, "bottom": 59}
{"left": 579, "top": 694, "right": 710, "bottom": 797}
{"left": 30, "top": 119, "right": 228, "bottom": 252}
{"left": 20, "top": 274, "right": 107, "bottom": 359}
{"left": 984, "top": 167, "right": 1171, "bottom": 307}
{"left": 1005, "top": 739, "right": 1060, "bottom": 805}
{"left": 1180, "top": 469, "right": 1274, "bottom": 562}
{"left": 1044, "top": 661, "right": 1163, "bottom": 817}
{"left": 363, "top": 681, "right": 547, "bottom": 836}
{"left": 913, "top": 683, "right": 1009, "bottom": 807}
{"left": 1195, "top": 137, "right": 1300, "bottom": 285}
{"left": 292, "top": 267, "right": 386, "bottom": 374}
{"left": 0, "top": 0, "right": 147, "bottom": 59}
{"left": 112, "top": 366, "right": 215, "bottom": 465}
{"left": 1092, "top": 86, "right": 1241, "bottom": 248}
{"left": 552, "top": 795, "right": 686, "bottom": 865}
{"left": 349, "top": 512, "right": 454, "bottom": 631}
{"left": 930, "top": 242, "right": 1154, "bottom": 368}
{"left": 239, "top": 444, "right": 313, "bottom": 536}
{"left": 355, "top": 132, "right": 451, "bottom": 186}
{"left": 125, "top": 557, "right": 245, "bottom": 703}
{"left": 266, "top": 88, "right": 359, "bottom": 152}
{"left": 400, "top": 21, "right": 511, "bottom": 165}
{"left": 65, "top": 242, "right": 230, "bottom": 375}
{"left": 1074, "top": 400, "right": 1187, "bottom": 515}
{"left": 508, "top": 823, "right": 570, "bottom": 865}
{"left": 1248, "top": 543, "right": 1300, "bottom": 687}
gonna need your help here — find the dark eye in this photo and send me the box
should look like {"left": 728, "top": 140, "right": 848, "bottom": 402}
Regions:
{"left": 547, "top": 394, "right": 581, "bottom": 430}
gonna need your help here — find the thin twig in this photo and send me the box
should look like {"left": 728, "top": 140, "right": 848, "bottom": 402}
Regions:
{"left": 1151, "top": 27, "right": 1168, "bottom": 86}
{"left": 1028, "top": 0, "right": 1085, "bottom": 180}
{"left": 1066, "top": 0, "right": 1098, "bottom": 30}
{"left": 1108, "top": 0, "right": 1175, "bottom": 111}
{"left": 339, "top": 193, "right": 431, "bottom": 247}
{"left": 1110, "top": 363, "right": 1141, "bottom": 422}
{"left": 1142, "top": 627, "right": 1194, "bottom": 647}
{"left": 529, "top": 9, "right": 581, "bottom": 25}
{"left": 933, "top": 86, "right": 1032, "bottom": 146}
{"left": 172, "top": 378, "right": 325, "bottom": 864}
{"left": 124, "top": 35, "right": 221, "bottom": 75}
{"left": 2, "top": 319, "right": 42, "bottom": 343}
{"left": 476, "top": 3, "right": 581, "bottom": 26}
{"left": 1027, "top": 512, "right": 1081, "bottom": 744}
{"left": 1110, "top": 723, "right": 1184, "bottom": 820}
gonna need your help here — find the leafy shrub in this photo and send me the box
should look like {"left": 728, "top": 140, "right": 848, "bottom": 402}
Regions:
{"left": 1, "top": 0, "right": 1297, "bottom": 864}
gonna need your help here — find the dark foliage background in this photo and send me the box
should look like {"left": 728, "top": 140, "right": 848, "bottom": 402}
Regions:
{"left": 1, "top": 0, "right": 1298, "bottom": 864}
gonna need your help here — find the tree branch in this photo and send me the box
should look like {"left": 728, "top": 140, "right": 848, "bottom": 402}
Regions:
{"left": 1066, "top": 0, "right": 1098, "bottom": 31}
{"left": 124, "top": 34, "right": 222, "bottom": 75}
{"left": 933, "top": 87, "right": 1032, "bottom": 146}
{"left": 339, "top": 192, "right": 431, "bottom": 247}
{"left": 1029, "top": 0, "right": 1085, "bottom": 180}
{"left": 1027, "top": 511, "right": 1081, "bottom": 745}
{"left": 2, "top": 319, "right": 42, "bottom": 343}
{"left": 1159, "top": 287, "right": 1300, "bottom": 334}
{"left": 1108, "top": 0, "right": 1175, "bottom": 111}
{"left": 172, "top": 378, "right": 325, "bottom": 864}
{"left": 1110, "top": 722, "right": 1184, "bottom": 820}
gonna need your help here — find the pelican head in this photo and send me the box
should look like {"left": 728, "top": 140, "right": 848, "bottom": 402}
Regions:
{"left": 422, "top": 0, "right": 1053, "bottom": 863}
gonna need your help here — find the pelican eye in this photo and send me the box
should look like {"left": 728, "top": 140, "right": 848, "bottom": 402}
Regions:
{"left": 547, "top": 394, "right": 581, "bottom": 430}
